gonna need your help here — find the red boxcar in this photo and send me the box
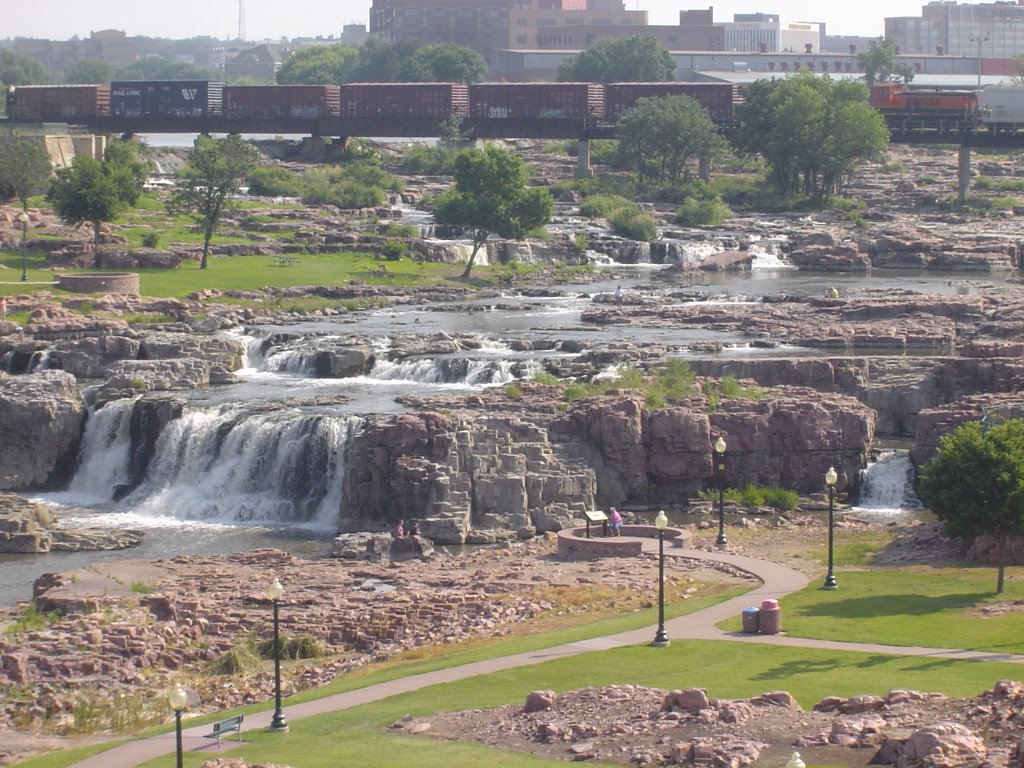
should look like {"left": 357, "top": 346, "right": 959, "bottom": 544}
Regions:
{"left": 468, "top": 82, "right": 604, "bottom": 120}
{"left": 6, "top": 85, "right": 110, "bottom": 121}
{"left": 604, "top": 82, "right": 741, "bottom": 122}
{"left": 340, "top": 83, "right": 469, "bottom": 119}
{"left": 223, "top": 85, "right": 341, "bottom": 119}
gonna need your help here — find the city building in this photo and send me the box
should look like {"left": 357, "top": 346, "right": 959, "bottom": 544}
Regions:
{"left": 887, "top": 0, "right": 1024, "bottom": 58}
{"left": 13, "top": 29, "right": 137, "bottom": 74}
{"left": 224, "top": 43, "right": 291, "bottom": 83}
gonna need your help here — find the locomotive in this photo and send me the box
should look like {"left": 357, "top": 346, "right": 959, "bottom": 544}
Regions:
{"left": 869, "top": 82, "right": 1024, "bottom": 133}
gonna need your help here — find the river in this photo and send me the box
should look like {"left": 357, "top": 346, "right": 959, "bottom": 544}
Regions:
{"left": 0, "top": 261, "right": 1010, "bottom": 607}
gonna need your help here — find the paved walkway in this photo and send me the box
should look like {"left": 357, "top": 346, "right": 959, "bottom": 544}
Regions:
{"left": 68, "top": 538, "right": 1024, "bottom": 768}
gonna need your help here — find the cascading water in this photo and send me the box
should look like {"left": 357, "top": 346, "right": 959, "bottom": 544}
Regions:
{"left": 122, "top": 406, "right": 360, "bottom": 528}
{"left": 851, "top": 450, "right": 923, "bottom": 519}
{"left": 67, "top": 396, "right": 139, "bottom": 503}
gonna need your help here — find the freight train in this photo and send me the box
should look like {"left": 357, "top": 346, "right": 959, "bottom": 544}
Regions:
{"left": 5, "top": 80, "right": 743, "bottom": 126}
{"left": 869, "top": 82, "right": 1024, "bottom": 133}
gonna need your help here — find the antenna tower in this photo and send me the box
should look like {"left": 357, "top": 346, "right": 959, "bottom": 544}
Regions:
{"left": 238, "top": 0, "right": 246, "bottom": 41}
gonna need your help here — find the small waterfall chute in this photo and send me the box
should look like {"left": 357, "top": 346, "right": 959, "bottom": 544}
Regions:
{"left": 67, "top": 397, "right": 140, "bottom": 503}
{"left": 851, "top": 450, "right": 922, "bottom": 518}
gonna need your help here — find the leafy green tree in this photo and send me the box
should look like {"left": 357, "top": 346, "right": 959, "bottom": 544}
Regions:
{"left": 115, "top": 57, "right": 215, "bottom": 81}
{"left": 276, "top": 45, "right": 360, "bottom": 84}
{"left": 102, "top": 140, "right": 149, "bottom": 205}
{"left": 63, "top": 60, "right": 114, "bottom": 84}
{"left": 0, "top": 139, "right": 52, "bottom": 212}
{"left": 432, "top": 145, "right": 553, "bottom": 279}
{"left": 0, "top": 50, "right": 48, "bottom": 87}
{"left": 558, "top": 36, "right": 675, "bottom": 83}
{"left": 733, "top": 71, "right": 888, "bottom": 198}
{"left": 919, "top": 419, "right": 1024, "bottom": 593}
{"left": 857, "top": 37, "right": 914, "bottom": 86}
{"left": 167, "top": 135, "right": 260, "bottom": 269}
{"left": 354, "top": 38, "right": 423, "bottom": 82}
{"left": 615, "top": 95, "right": 727, "bottom": 185}
{"left": 49, "top": 158, "right": 126, "bottom": 264}
{"left": 401, "top": 43, "right": 486, "bottom": 83}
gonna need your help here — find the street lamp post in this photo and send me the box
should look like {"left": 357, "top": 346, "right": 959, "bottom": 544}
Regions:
{"left": 823, "top": 466, "right": 838, "bottom": 590}
{"left": 971, "top": 35, "right": 989, "bottom": 92}
{"left": 168, "top": 682, "right": 187, "bottom": 768}
{"left": 651, "top": 510, "right": 669, "bottom": 647}
{"left": 18, "top": 212, "right": 28, "bottom": 282}
{"left": 268, "top": 577, "right": 289, "bottom": 733}
{"left": 714, "top": 436, "right": 727, "bottom": 547}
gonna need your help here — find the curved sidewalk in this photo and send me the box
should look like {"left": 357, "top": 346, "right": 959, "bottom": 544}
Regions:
{"left": 68, "top": 539, "right": 1024, "bottom": 768}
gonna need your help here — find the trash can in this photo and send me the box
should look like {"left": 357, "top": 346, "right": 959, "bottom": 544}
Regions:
{"left": 759, "top": 599, "right": 781, "bottom": 635}
{"left": 741, "top": 606, "right": 760, "bottom": 634}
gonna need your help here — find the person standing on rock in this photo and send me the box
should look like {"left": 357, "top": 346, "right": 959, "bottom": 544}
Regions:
{"left": 615, "top": 285, "right": 624, "bottom": 307}
{"left": 0, "top": 297, "right": 6, "bottom": 321}
{"left": 394, "top": 519, "right": 405, "bottom": 539}
{"left": 609, "top": 507, "right": 623, "bottom": 536}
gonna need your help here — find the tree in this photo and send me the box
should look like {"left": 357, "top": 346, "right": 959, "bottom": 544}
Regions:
{"left": 167, "top": 135, "right": 260, "bottom": 269}
{"left": 63, "top": 60, "right": 114, "bottom": 84}
{"left": 276, "top": 45, "right": 360, "bottom": 84}
{"left": 558, "top": 36, "right": 675, "bottom": 83}
{"left": 432, "top": 145, "right": 553, "bottom": 279}
{"left": 0, "top": 50, "right": 48, "bottom": 87}
{"left": 615, "top": 95, "right": 727, "bottom": 185}
{"left": 49, "top": 157, "right": 126, "bottom": 265}
{"left": 115, "top": 57, "right": 215, "bottom": 81}
{"left": 401, "top": 43, "right": 487, "bottom": 83}
{"left": 733, "top": 71, "right": 888, "bottom": 198}
{"left": 919, "top": 419, "right": 1024, "bottom": 593}
{"left": 0, "top": 139, "right": 52, "bottom": 212}
{"left": 857, "top": 37, "right": 913, "bottom": 86}
{"left": 354, "top": 38, "right": 423, "bottom": 82}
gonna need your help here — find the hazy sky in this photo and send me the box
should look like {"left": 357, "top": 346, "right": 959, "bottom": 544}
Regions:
{"left": 8, "top": 0, "right": 930, "bottom": 42}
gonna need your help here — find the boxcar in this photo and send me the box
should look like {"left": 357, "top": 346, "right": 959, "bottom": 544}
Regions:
{"left": 223, "top": 85, "right": 341, "bottom": 119}
{"left": 110, "top": 80, "right": 224, "bottom": 118}
{"left": 468, "top": 82, "right": 604, "bottom": 120}
{"left": 980, "top": 85, "right": 1024, "bottom": 131}
{"left": 604, "top": 82, "right": 741, "bottom": 123}
{"left": 340, "top": 83, "right": 469, "bottom": 119}
{"left": 6, "top": 84, "right": 110, "bottom": 121}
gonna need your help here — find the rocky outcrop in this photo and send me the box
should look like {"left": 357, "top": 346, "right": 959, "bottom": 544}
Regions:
{"left": 864, "top": 227, "right": 1021, "bottom": 271}
{"left": 912, "top": 395, "right": 1024, "bottom": 466}
{"left": 0, "top": 493, "right": 142, "bottom": 553}
{"left": 95, "top": 358, "right": 240, "bottom": 404}
{"left": 0, "top": 371, "right": 85, "bottom": 490}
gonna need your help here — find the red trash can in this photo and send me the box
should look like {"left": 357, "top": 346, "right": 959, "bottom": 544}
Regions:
{"left": 759, "top": 599, "right": 781, "bottom": 634}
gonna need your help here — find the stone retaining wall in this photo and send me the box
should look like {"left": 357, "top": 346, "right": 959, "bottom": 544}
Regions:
{"left": 557, "top": 525, "right": 691, "bottom": 560}
{"left": 57, "top": 272, "right": 140, "bottom": 296}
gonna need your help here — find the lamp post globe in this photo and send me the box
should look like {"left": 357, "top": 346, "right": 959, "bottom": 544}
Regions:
{"left": 268, "top": 577, "right": 289, "bottom": 732}
{"left": 169, "top": 683, "right": 187, "bottom": 768}
{"left": 651, "top": 510, "right": 670, "bottom": 647}
{"left": 714, "top": 436, "right": 727, "bottom": 547}
{"left": 18, "top": 212, "right": 28, "bottom": 282}
{"left": 823, "top": 466, "right": 838, "bottom": 590}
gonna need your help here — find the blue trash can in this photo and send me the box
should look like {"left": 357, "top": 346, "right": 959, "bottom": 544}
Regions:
{"left": 742, "top": 606, "right": 760, "bottom": 634}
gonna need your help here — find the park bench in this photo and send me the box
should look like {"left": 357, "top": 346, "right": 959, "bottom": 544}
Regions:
{"left": 272, "top": 255, "right": 300, "bottom": 267}
{"left": 204, "top": 714, "right": 244, "bottom": 746}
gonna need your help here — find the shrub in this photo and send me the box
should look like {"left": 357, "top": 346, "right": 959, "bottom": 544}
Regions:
{"left": 579, "top": 194, "right": 631, "bottom": 219}
{"left": 257, "top": 634, "right": 328, "bottom": 660}
{"left": 247, "top": 166, "right": 304, "bottom": 197}
{"left": 726, "top": 484, "right": 799, "bottom": 511}
{"left": 609, "top": 207, "right": 656, "bottom": 241}
{"left": 140, "top": 231, "right": 160, "bottom": 248}
{"left": 674, "top": 197, "right": 731, "bottom": 227}
{"left": 381, "top": 239, "right": 407, "bottom": 261}
{"left": 209, "top": 637, "right": 264, "bottom": 676}
{"left": 532, "top": 370, "right": 561, "bottom": 386}
{"left": 504, "top": 382, "right": 523, "bottom": 399}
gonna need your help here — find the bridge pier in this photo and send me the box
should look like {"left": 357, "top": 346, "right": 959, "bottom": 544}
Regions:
{"left": 958, "top": 144, "right": 971, "bottom": 203}
{"left": 575, "top": 139, "right": 593, "bottom": 178}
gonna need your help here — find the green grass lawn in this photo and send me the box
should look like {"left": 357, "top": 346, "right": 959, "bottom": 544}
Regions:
{"left": 718, "top": 566, "right": 1024, "bottom": 654}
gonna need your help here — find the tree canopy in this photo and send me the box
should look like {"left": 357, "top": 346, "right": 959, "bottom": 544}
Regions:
{"left": 276, "top": 45, "right": 361, "bottom": 85}
{"left": 63, "top": 60, "right": 115, "bottom": 85}
{"left": 167, "top": 135, "right": 260, "bottom": 269}
{"left": 733, "top": 72, "right": 888, "bottom": 198}
{"left": 615, "top": 95, "right": 727, "bottom": 185}
{"left": 401, "top": 43, "right": 486, "bottom": 84}
{"left": 115, "top": 57, "right": 216, "bottom": 81}
{"left": 857, "top": 37, "right": 915, "bottom": 86}
{"left": 557, "top": 36, "right": 675, "bottom": 83}
{"left": 0, "top": 50, "right": 48, "bottom": 87}
{"left": 0, "top": 139, "right": 52, "bottom": 211}
{"left": 919, "top": 418, "right": 1024, "bottom": 592}
{"left": 48, "top": 140, "right": 147, "bottom": 265}
{"left": 432, "top": 145, "right": 553, "bottom": 279}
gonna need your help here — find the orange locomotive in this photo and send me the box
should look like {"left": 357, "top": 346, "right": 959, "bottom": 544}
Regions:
{"left": 869, "top": 83, "right": 980, "bottom": 128}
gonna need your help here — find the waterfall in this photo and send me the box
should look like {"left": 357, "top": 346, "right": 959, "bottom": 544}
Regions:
{"left": 117, "top": 405, "right": 360, "bottom": 528}
{"left": 67, "top": 397, "right": 139, "bottom": 503}
{"left": 852, "top": 450, "right": 922, "bottom": 516}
